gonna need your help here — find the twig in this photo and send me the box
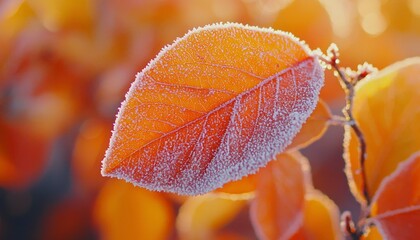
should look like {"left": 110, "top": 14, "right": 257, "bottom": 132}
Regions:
{"left": 341, "top": 211, "right": 364, "bottom": 240}
{"left": 319, "top": 44, "right": 372, "bottom": 206}
{"left": 336, "top": 66, "right": 370, "bottom": 206}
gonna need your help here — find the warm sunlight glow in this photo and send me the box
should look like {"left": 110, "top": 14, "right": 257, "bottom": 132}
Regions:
{"left": 361, "top": 12, "right": 387, "bottom": 35}
{"left": 1, "top": 0, "right": 419, "bottom": 239}
{"left": 409, "top": 0, "right": 420, "bottom": 16}
{"left": 319, "top": 0, "right": 354, "bottom": 38}
{"left": 357, "top": 0, "right": 387, "bottom": 36}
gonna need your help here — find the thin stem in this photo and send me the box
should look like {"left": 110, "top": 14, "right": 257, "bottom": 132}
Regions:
{"left": 330, "top": 62, "right": 370, "bottom": 206}
{"left": 342, "top": 211, "right": 364, "bottom": 240}
{"left": 319, "top": 46, "right": 371, "bottom": 204}
{"left": 319, "top": 44, "right": 376, "bottom": 240}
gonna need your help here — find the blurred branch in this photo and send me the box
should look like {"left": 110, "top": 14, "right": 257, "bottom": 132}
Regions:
{"left": 341, "top": 211, "right": 364, "bottom": 240}
{"left": 318, "top": 44, "right": 377, "bottom": 239}
{"left": 319, "top": 44, "right": 373, "bottom": 206}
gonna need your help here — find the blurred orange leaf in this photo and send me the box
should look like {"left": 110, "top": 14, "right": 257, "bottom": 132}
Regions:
{"left": 176, "top": 194, "right": 246, "bottom": 240}
{"left": 215, "top": 232, "right": 254, "bottom": 240}
{"left": 72, "top": 118, "right": 112, "bottom": 192}
{"left": 0, "top": 1, "right": 34, "bottom": 40}
{"left": 251, "top": 152, "right": 342, "bottom": 240}
{"left": 38, "top": 198, "right": 91, "bottom": 240}
{"left": 0, "top": 122, "right": 49, "bottom": 189}
{"left": 26, "top": 0, "right": 94, "bottom": 31}
{"left": 271, "top": 0, "right": 333, "bottom": 50}
{"left": 286, "top": 99, "right": 331, "bottom": 151}
{"left": 250, "top": 152, "right": 310, "bottom": 240}
{"left": 291, "top": 191, "right": 342, "bottom": 240}
{"left": 369, "top": 151, "right": 420, "bottom": 240}
{"left": 214, "top": 173, "right": 257, "bottom": 198}
{"left": 101, "top": 23, "right": 324, "bottom": 195}
{"left": 94, "top": 180, "right": 174, "bottom": 240}
{"left": 344, "top": 57, "right": 420, "bottom": 202}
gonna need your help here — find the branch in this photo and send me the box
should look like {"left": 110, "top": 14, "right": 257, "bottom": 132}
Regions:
{"left": 341, "top": 211, "right": 364, "bottom": 240}
{"left": 318, "top": 44, "right": 374, "bottom": 207}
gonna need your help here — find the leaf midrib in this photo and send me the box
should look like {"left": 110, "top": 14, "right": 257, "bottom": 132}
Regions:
{"left": 109, "top": 56, "right": 315, "bottom": 173}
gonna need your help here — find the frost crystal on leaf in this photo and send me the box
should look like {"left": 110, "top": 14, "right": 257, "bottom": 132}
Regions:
{"left": 101, "top": 23, "right": 324, "bottom": 195}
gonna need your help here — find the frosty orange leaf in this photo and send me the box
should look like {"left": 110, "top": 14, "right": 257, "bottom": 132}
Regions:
{"left": 369, "top": 151, "right": 420, "bottom": 240}
{"left": 344, "top": 57, "right": 420, "bottom": 202}
{"left": 101, "top": 23, "right": 324, "bottom": 195}
{"left": 215, "top": 99, "right": 329, "bottom": 197}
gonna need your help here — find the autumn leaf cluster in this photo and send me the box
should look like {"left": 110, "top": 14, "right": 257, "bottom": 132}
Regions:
{"left": 1, "top": 0, "right": 419, "bottom": 239}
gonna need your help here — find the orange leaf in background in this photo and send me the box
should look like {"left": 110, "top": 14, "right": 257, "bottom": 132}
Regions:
{"left": 271, "top": 0, "right": 333, "bottom": 50}
{"left": 215, "top": 232, "right": 253, "bottom": 240}
{"left": 344, "top": 57, "right": 420, "bottom": 202}
{"left": 2, "top": 41, "right": 86, "bottom": 140}
{"left": 72, "top": 118, "right": 112, "bottom": 192}
{"left": 369, "top": 151, "right": 420, "bottom": 240}
{"left": 176, "top": 194, "right": 246, "bottom": 240}
{"left": 251, "top": 152, "right": 342, "bottom": 240}
{"left": 0, "top": 122, "right": 49, "bottom": 189}
{"left": 250, "top": 152, "right": 310, "bottom": 240}
{"left": 214, "top": 173, "right": 256, "bottom": 197}
{"left": 291, "top": 191, "right": 342, "bottom": 240}
{"left": 26, "top": 0, "right": 94, "bottom": 31}
{"left": 94, "top": 180, "right": 174, "bottom": 240}
{"left": 286, "top": 99, "right": 331, "bottom": 151}
{"left": 0, "top": 1, "right": 34, "bottom": 40}
{"left": 102, "top": 23, "right": 324, "bottom": 195}
{"left": 266, "top": 0, "right": 344, "bottom": 103}
{"left": 38, "top": 198, "right": 91, "bottom": 240}
{"left": 19, "top": 87, "right": 80, "bottom": 140}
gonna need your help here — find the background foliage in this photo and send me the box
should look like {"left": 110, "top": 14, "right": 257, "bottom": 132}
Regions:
{"left": 1, "top": 0, "right": 419, "bottom": 239}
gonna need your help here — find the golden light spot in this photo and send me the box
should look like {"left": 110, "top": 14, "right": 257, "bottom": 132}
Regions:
{"left": 357, "top": 0, "right": 381, "bottom": 16}
{"left": 361, "top": 12, "right": 387, "bottom": 36}
{"left": 319, "top": 0, "right": 355, "bottom": 38}
{"left": 408, "top": 0, "right": 420, "bottom": 16}
{"left": 212, "top": 0, "right": 241, "bottom": 20}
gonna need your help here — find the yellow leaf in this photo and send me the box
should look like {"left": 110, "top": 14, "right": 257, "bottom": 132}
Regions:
{"left": 344, "top": 57, "right": 420, "bottom": 202}
{"left": 369, "top": 151, "right": 420, "bottom": 240}
{"left": 26, "top": 0, "right": 94, "bottom": 31}
{"left": 291, "top": 191, "right": 343, "bottom": 240}
{"left": 94, "top": 180, "right": 174, "bottom": 240}
{"left": 176, "top": 194, "right": 246, "bottom": 240}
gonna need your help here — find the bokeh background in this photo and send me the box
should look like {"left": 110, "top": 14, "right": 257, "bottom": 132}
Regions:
{"left": 0, "top": 0, "right": 419, "bottom": 239}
